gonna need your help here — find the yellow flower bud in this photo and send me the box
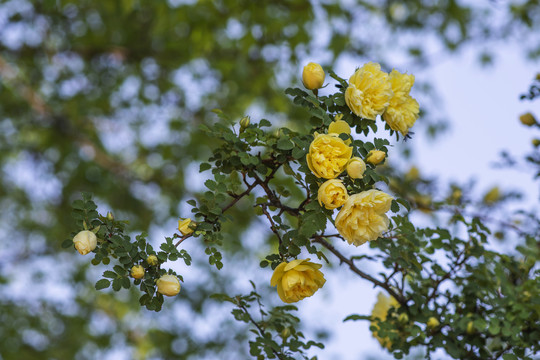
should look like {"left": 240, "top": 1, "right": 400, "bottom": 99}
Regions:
{"left": 483, "top": 186, "right": 500, "bottom": 204}
{"left": 398, "top": 312, "right": 409, "bottom": 323}
{"left": 239, "top": 116, "right": 250, "bottom": 132}
{"left": 318, "top": 179, "right": 349, "bottom": 210}
{"left": 346, "top": 157, "right": 366, "bottom": 179}
{"left": 328, "top": 119, "right": 350, "bottom": 135}
{"left": 281, "top": 328, "right": 291, "bottom": 339}
{"left": 328, "top": 119, "right": 352, "bottom": 145}
{"left": 451, "top": 188, "right": 462, "bottom": 201}
{"left": 427, "top": 317, "right": 440, "bottom": 329}
{"left": 147, "top": 255, "right": 159, "bottom": 266}
{"left": 519, "top": 112, "right": 537, "bottom": 126}
{"left": 532, "top": 139, "right": 540, "bottom": 148}
{"left": 178, "top": 218, "right": 194, "bottom": 236}
{"left": 302, "top": 62, "right": 325, "bottom": 90}
{"left": 366, "top": 150, "right": 386, "bottom": 165}
{"left": 106, "top": 211, "right": 114, "bottom": 221}
{"left": 73, "top": 230, "right": 97, "bottom": 255}
{"left": 405, "top": 166, "right": 420, "bottom": 180}
{"left": 156, "top": 274, "right": 181, "bottom": 297}
{"left": 466, "top": 321, "right": 475, "bottom": 334}
{"left": 130, "top": 265, "right": 145, "bottom": 279}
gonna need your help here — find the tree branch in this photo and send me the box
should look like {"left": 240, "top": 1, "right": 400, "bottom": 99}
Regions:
{"left": 312, "top": 235, "right": 407, "bottom": 307}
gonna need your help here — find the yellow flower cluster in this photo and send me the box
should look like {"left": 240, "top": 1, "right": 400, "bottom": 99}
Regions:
{"left": 304, "top": 111, "right": 393, "bottom": 246}
{"left": 371, "top": 292, "right": 400, "bottom": 349}
{"left": 345, "top": 63, "right": 419, "bottom": 136}
{"left": 270, "top": 259, "right": 326, "bottom": 303}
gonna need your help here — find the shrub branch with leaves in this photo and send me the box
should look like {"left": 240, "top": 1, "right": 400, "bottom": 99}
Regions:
{"left": 65, "top": 63, "right": 539, "bottom": 359}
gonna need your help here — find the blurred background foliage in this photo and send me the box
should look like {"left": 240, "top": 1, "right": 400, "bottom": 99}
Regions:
{"left": 0, "top": 0, "right": 539, "bottom": 359}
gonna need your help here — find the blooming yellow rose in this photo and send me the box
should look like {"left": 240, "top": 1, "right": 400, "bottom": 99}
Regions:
{"left": 371, "top": 292, "right": 400, "bottom": 349}
{"left": 335, "top": 189, "right": 393, "bottom": 246}
{"left": 382, "top": 69, "right": 420, "bottom": 135}
{"left": 270, "top": 259, "right": 326, "bottom": 303}
{"left": 156, "top": 274, "right": 181, "bottom": 296}
{"left": 131, "top": 265, "right": 145, "bottom": 279}
{"left": 345, "top": 62, "right": 392, "bottom": 120}
{"left": 346, "top": 157, "right": 366, "bottom": 179}
{"left": 366, "top": 150, "right": 386, "bottom": 165}
{"left": 73, "top": 230, "right": 97, "bottom": 255}
{"left": 519, "top": 112, "right": 537, "bottom": 126}
{"left": 302, "top": 62, "right": 325, "bottom": 90}
{"left": 178, "top": 218, "right": 194, "bottom": 236}
{"left": 306, "top": 133, "right": 352, "bottom": 179}
{"left": 147, "top": 254, "right": 159, "bottom": 266}
{"left": 318, "top": 179, "right": 349, "bottom": 210}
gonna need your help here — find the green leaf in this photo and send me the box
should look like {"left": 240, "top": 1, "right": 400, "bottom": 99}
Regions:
{"left": 112, "top": 279, "right": 121, "bottom": 291}
{"left": 277, "top": 138, "right": 294, "bottom": 150}
{"left": 95, "top": 279, "right": 110, "bottom": 290}
{"left": 343, "top": 314, "right": 371, "bottom": 322}
{"left": 259, "top": 119, "right": 271, "bottom": 127}
{"left": 103, "top": 271, "right": 117, "bottom": 279}
{"left": 72, "top": 199, "right": 84, "bottom": 210}
{"left": 61, "top": 239, "right": 73, "bottom": 248}
{"left": 199, "top": 163, "right": 211, "bottom": 172}
{"left": 502, "top": 355, "right": 518, "bottom": 360}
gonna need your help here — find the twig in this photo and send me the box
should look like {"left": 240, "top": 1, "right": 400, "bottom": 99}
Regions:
{"left": 312, "top": 235, "right": 407, "bottom": 307}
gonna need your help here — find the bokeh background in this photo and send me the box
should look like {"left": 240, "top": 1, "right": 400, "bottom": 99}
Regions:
{"left": 1, "top": 1, "right": 539, "bottom": 359}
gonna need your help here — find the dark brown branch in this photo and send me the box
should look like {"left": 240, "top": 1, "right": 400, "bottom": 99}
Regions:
{"left": 312, "top": 235, "right": 407, "bottom": 307}
{"left": 259, "top": 204, "right": 283, "bottom": 245}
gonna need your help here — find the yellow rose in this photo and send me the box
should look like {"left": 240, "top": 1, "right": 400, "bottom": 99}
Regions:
{"left": 270, "top": 259, "right": 326, "bottom": 303}
{"left": 345, "top": 62, "right": 392, "bottom": 120}
{"left": 302, "top": 62, "right": 325, "bottom": 90}
{"left": 519, "top": 112, "right": 537, "bottom": 126}
{"left": 427, "top": 317, "right": 440, "bottom": 329}
{"left": 156, "top": 274, "right": 181, "bottom": 296}
{"left": 73, "top": 230, "right": 97, "bottom": 255}
{"left": 346, "top": 157, "right": 366, "bottom": 179}
{"left": 147, "top": 254, "right": 159, "bottom": 266}
{"left": 318, "top": 179, "right": 349, "bottom": 210}
{"left": 371, "top": 292, "right": 399, "bottom": 349}
{"left": 131, "top": 265, "right": 145, "bottom": 279}
{"left": 178, "top": 218, "right": 194, "bottom": 236}
{"left": 335, "top": 189, "right": 393, "bottom": 246}
{"left": 382, "top": 69, "right": 420, "bottom": 135}
{"left": 366, "top": 150, "right": 386, "bottom": 165}
{"left": 306, "top": 133, "right": 352, "bottom": 179}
